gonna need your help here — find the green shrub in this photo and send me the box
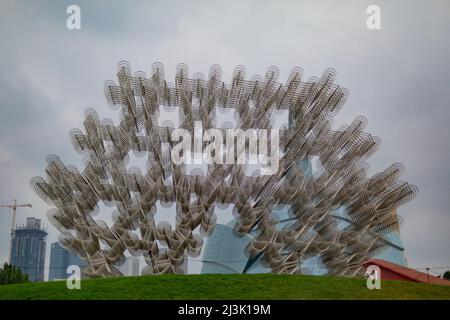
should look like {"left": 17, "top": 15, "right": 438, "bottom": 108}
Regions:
{"left": 443, "top": 271, "right": 450, "bottom": 281}
{"left": 0, "top": 263, "right": 29, "bottom": 285}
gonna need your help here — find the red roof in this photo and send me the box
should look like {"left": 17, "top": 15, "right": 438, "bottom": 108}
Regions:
{"left": 364, "top": 259, "right": 450, "bottom": 286}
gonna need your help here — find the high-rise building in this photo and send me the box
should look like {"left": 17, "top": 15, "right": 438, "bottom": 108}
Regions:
{"left": 48, "top": 242, "right": 87, "bottom": 281}
{"left": 10, "top": 217, "right": 47, "bottom": 282}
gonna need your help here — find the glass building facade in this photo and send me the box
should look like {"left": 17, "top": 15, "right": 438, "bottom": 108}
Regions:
{"left": 49, "top": 242, "right": 87, "bottom": 281}
{"left": 201, "top": 156, "right": 408, "bottom": 274}
{"left": 201, "top": 211, "right": 407, "bottom": 275}
{"left": 10, "top": 217, "right": 48, "bottom": 282}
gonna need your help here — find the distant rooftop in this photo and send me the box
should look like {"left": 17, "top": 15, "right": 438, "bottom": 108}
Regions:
{"left": 15, "top": 217, "right": 47, "bottom": 232}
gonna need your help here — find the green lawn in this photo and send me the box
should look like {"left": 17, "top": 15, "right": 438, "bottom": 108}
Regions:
{"left": 0, "top": 274, "right": 449, "bottom": 300}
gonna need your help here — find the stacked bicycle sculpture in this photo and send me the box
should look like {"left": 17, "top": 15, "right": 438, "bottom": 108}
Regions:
{"left": 31, "top": 62, "right": 417, "bottom": 277}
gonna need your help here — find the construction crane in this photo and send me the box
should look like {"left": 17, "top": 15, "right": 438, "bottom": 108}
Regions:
{"left": 0, "top": 199, "right": 32, "bottom": 263}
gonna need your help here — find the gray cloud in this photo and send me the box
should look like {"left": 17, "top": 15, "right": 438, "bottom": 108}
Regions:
{"left": 0, "top": 0, "right": 449, "bottom": 276}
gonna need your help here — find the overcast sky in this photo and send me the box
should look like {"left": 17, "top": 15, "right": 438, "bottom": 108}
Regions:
{"left": 0, "top": 0, "right": 449, "bottom": 277}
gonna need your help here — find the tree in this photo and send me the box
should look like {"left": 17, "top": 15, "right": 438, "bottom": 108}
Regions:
{"left": 443, "top": 270, "right": 450, "bottom": 281}
{"left": 0, "top": 263, "right": 29, "bottom": 285}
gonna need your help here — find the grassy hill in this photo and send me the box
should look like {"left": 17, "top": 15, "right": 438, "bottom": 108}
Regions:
{"left": 0, "top": 274, "right": 450, "bottom": 300}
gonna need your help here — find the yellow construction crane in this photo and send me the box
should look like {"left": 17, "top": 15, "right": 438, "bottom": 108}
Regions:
{"left": 0, "top": 199, "right": 32, "bottom": 263}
